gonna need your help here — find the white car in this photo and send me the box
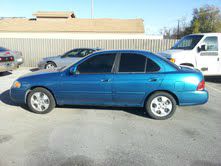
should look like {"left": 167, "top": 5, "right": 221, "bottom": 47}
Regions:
{"left": 38, "top": 48, "right": 101, "bottom": 70}
{"left": 158, "top": 33, "right": 221, "bottom": 76}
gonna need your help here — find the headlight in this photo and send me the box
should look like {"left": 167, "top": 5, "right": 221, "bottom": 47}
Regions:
{"left": 13, "top": 81, "right": 21, "bottom": 88}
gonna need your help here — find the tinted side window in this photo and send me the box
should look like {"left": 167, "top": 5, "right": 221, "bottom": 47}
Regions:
{"left": 63, "top": 49, "right": 80, "bottom": 58}
{"left": 146, "top": 58, "right": 160, "bottom": 72}
{"left": 119, "top": 53, "right": 146, "bottom": 73}
{"left": 78, "top": 54, "right": 116, "bottom": 74}
{"left": 78, "top": 49, "right": 94, "bottom": 57}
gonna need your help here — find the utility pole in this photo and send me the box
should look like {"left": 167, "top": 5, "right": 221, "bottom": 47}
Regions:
{"left": 177, "top": 19, "right": 180, "bottom": 39}
{"left": 91, "top": 0, "right": 94, "bottom": 19}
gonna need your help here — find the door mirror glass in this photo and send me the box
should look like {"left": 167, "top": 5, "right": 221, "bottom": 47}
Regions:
{"left": 200, "top": 44, "right": 207, "bottom": 51}
{"left": 201, "top": 44, "right": 207, "bottom": 52}
{"left": 198, "top": 44, "right": 207, "bottom": 52}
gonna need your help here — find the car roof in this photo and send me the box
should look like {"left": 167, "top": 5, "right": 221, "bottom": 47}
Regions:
{"left": 71, "top": 48, "right": 102, "bottom": 51}
{"left": 187, "top": 33, "right": 221, "bottom": 37}
{"left": 94, "top": 49, "right": 152, "bottom": 54}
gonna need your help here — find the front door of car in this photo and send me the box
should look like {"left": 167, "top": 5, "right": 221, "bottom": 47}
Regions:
{"left": 196, "top": 36, "right": 220, "bottom": 75}
{"left": 112, "top": 53, "right": 163, "bottom": 106}
{"left": 59, "top": 53, "right": 116, "bottom": 105}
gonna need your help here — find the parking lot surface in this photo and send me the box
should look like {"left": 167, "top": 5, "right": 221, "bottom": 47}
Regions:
{"left": 0, "top": 68, "right": 221, "bottom": 166}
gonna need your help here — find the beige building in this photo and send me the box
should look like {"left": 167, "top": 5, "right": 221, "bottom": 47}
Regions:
{"left": 0, "top": 11, "right": 162, "bottom": 39}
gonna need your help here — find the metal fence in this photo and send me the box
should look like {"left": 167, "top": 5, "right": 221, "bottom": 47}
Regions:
{"left": 0, "top": 38, "right": 178, "bottom": 67}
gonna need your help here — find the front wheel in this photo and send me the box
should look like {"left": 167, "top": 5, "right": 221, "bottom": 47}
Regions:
{"left": 27, "top": 88, "right": 56, "bottom": 114}
{"left": 145, "top": 92, "right": 177, "bottom": 120}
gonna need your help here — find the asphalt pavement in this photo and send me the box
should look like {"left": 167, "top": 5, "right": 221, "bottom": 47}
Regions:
{"left": 0, "top": 68, "right": 221, "bottom": 166}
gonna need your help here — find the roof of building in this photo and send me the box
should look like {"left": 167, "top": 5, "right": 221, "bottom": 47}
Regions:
{"left": 0, "top": 17, "right": 144, "bottom": 33}
{"left": 33, "top": 11, "right": 76, "bottom": 18}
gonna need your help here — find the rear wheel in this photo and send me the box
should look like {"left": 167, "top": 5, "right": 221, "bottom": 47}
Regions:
{"left": 45, "top": 62, "right": 56, "bottom": 69}
{"left": 145, "top": 92, "right": 176, "bottom": 120}
{"left": 27, "top": 88, "right": 56, "bottom": 114}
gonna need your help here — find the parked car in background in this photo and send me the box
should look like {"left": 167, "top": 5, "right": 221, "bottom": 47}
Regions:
{"left": 38, "top": 48, "right": 101, "bottom": 70}
{"left": 158, "top": 33, "right": 221, "bottom": 76}
{"left": 0, "top": 47, "right": 24, "bottom": 73}
{"left": 11, "top": 50, "right": 208, "bottom": 120}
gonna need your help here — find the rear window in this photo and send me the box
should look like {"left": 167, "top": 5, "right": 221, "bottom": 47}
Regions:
{"left": 146, "top": 58, "right": 160, "bottom": 72}
{"left": 119, "top": 53, "right": 146, "bottom": 73}
{"left": 0, "top": 47, "right": 9, "bottom": 52}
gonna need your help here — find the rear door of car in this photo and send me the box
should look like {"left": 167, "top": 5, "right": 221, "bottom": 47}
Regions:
{"left": 112, "top": 52, "right": 163, "bottom": 107}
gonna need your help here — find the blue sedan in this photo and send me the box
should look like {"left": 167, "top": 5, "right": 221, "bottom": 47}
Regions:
{"left": 10, "top": 50, "right": 208, "bottom": 120}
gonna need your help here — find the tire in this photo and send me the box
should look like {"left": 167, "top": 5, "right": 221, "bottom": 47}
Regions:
{"left": 27, "top": 88, "right": 56, "bottom": 114}
{"left": 145, "top": 92, "right": 177, "bottom": 120}
{"left": 45, "top": 62, "right": 57, "bottom": 69}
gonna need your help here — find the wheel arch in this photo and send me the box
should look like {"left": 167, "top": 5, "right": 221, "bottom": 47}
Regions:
{"left": 25, "top": 86, "right": 57, "bottom": 105}
{"left": 46, "top": 61, "right": 57, "bottom": 67}
{"left": 143, "top": 90, "right": 179, "bottom": 107}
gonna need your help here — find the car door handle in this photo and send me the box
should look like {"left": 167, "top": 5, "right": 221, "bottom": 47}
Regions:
{"left": 100, "top": 79, "right": 111, "bottom": 82}
{"left": 148, "top": 78, "right": 158, "bottom": 82}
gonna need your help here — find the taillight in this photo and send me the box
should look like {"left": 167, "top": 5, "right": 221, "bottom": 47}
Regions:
{"left": 197, "top": 80, "right": 205, "bottom": 91}
{"left": 9, "top": 56, "right": 14, "bottom": 61}
{"left": 0, "top": 57, "right": 2, "bottom": 62}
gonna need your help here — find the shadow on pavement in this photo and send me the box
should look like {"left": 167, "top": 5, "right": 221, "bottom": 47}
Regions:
{"left": 0, "top": 71, "right": 12, "bottom": 77}
{"left": 58, "top": 105, "right": 148, "bottom": 118}
{"left": 205, "top": 76, "right": 221, "bottom": 83}
{"left": 0, "top": 90, "right": 17, "bottom": 106}
{"left": 1, "top": 89, "right": 149, "bottom": 118}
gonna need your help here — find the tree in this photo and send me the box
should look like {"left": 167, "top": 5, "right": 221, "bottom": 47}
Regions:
{"left": 191, "top": 5, "right": 221, "bottom": 33}
{"left": 192, "top": 19, "right": 200, "bottom": 33}
{"left": 162, "top": 5, "right": 221, "bottom": 39}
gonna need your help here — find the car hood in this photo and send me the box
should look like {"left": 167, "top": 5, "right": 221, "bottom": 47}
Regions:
{"left": 18, "top": 69, "right": 61, "bottom": 80}
{"left": 43, "top": 55, "right": 61, "bottom": 61}
{"left": 158, "top": 49, "right": 189, "bottom": 59}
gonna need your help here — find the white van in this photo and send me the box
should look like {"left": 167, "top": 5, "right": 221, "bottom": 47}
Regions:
{"left": 158, "top": 33, "right": 221, "bottom": 76}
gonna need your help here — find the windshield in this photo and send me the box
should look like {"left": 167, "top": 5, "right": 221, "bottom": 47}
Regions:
{"left": 171, "top": 35, "right": 204, "bottom": 50}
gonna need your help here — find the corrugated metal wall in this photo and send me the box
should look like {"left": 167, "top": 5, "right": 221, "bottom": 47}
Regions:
{"left": 0, "top": 38, "right": 178, "bottom": 67}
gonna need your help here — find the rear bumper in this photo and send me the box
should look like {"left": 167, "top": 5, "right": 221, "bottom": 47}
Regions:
{"left": 177, "top": 90, "right": 209, "bottom": 106}
{"left": 16, "top": 57, "right": 24, "bottom": 66}
{"left": 0, "top": 63, "right": 17, "bottom": 72}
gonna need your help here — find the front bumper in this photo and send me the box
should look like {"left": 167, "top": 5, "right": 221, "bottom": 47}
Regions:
{"left": 177, "top": 90, "right": 209, "bottom": 106}
{"left": 10, "top": 87, "right": 27, "bottom": 104}
{"left": 38, "top": 61, "right": 46, "bottom": 69}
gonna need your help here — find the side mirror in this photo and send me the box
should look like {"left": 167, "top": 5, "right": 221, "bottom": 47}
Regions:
{"left": 198, "top": 44, "right": 207, "bottom": 52}
{"left": 69, "top": 66, "right": 78, "bottom": 75}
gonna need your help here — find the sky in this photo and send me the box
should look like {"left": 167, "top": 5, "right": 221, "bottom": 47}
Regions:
{"left": 1, "top": 0, "right": 221, "bottom": 34}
